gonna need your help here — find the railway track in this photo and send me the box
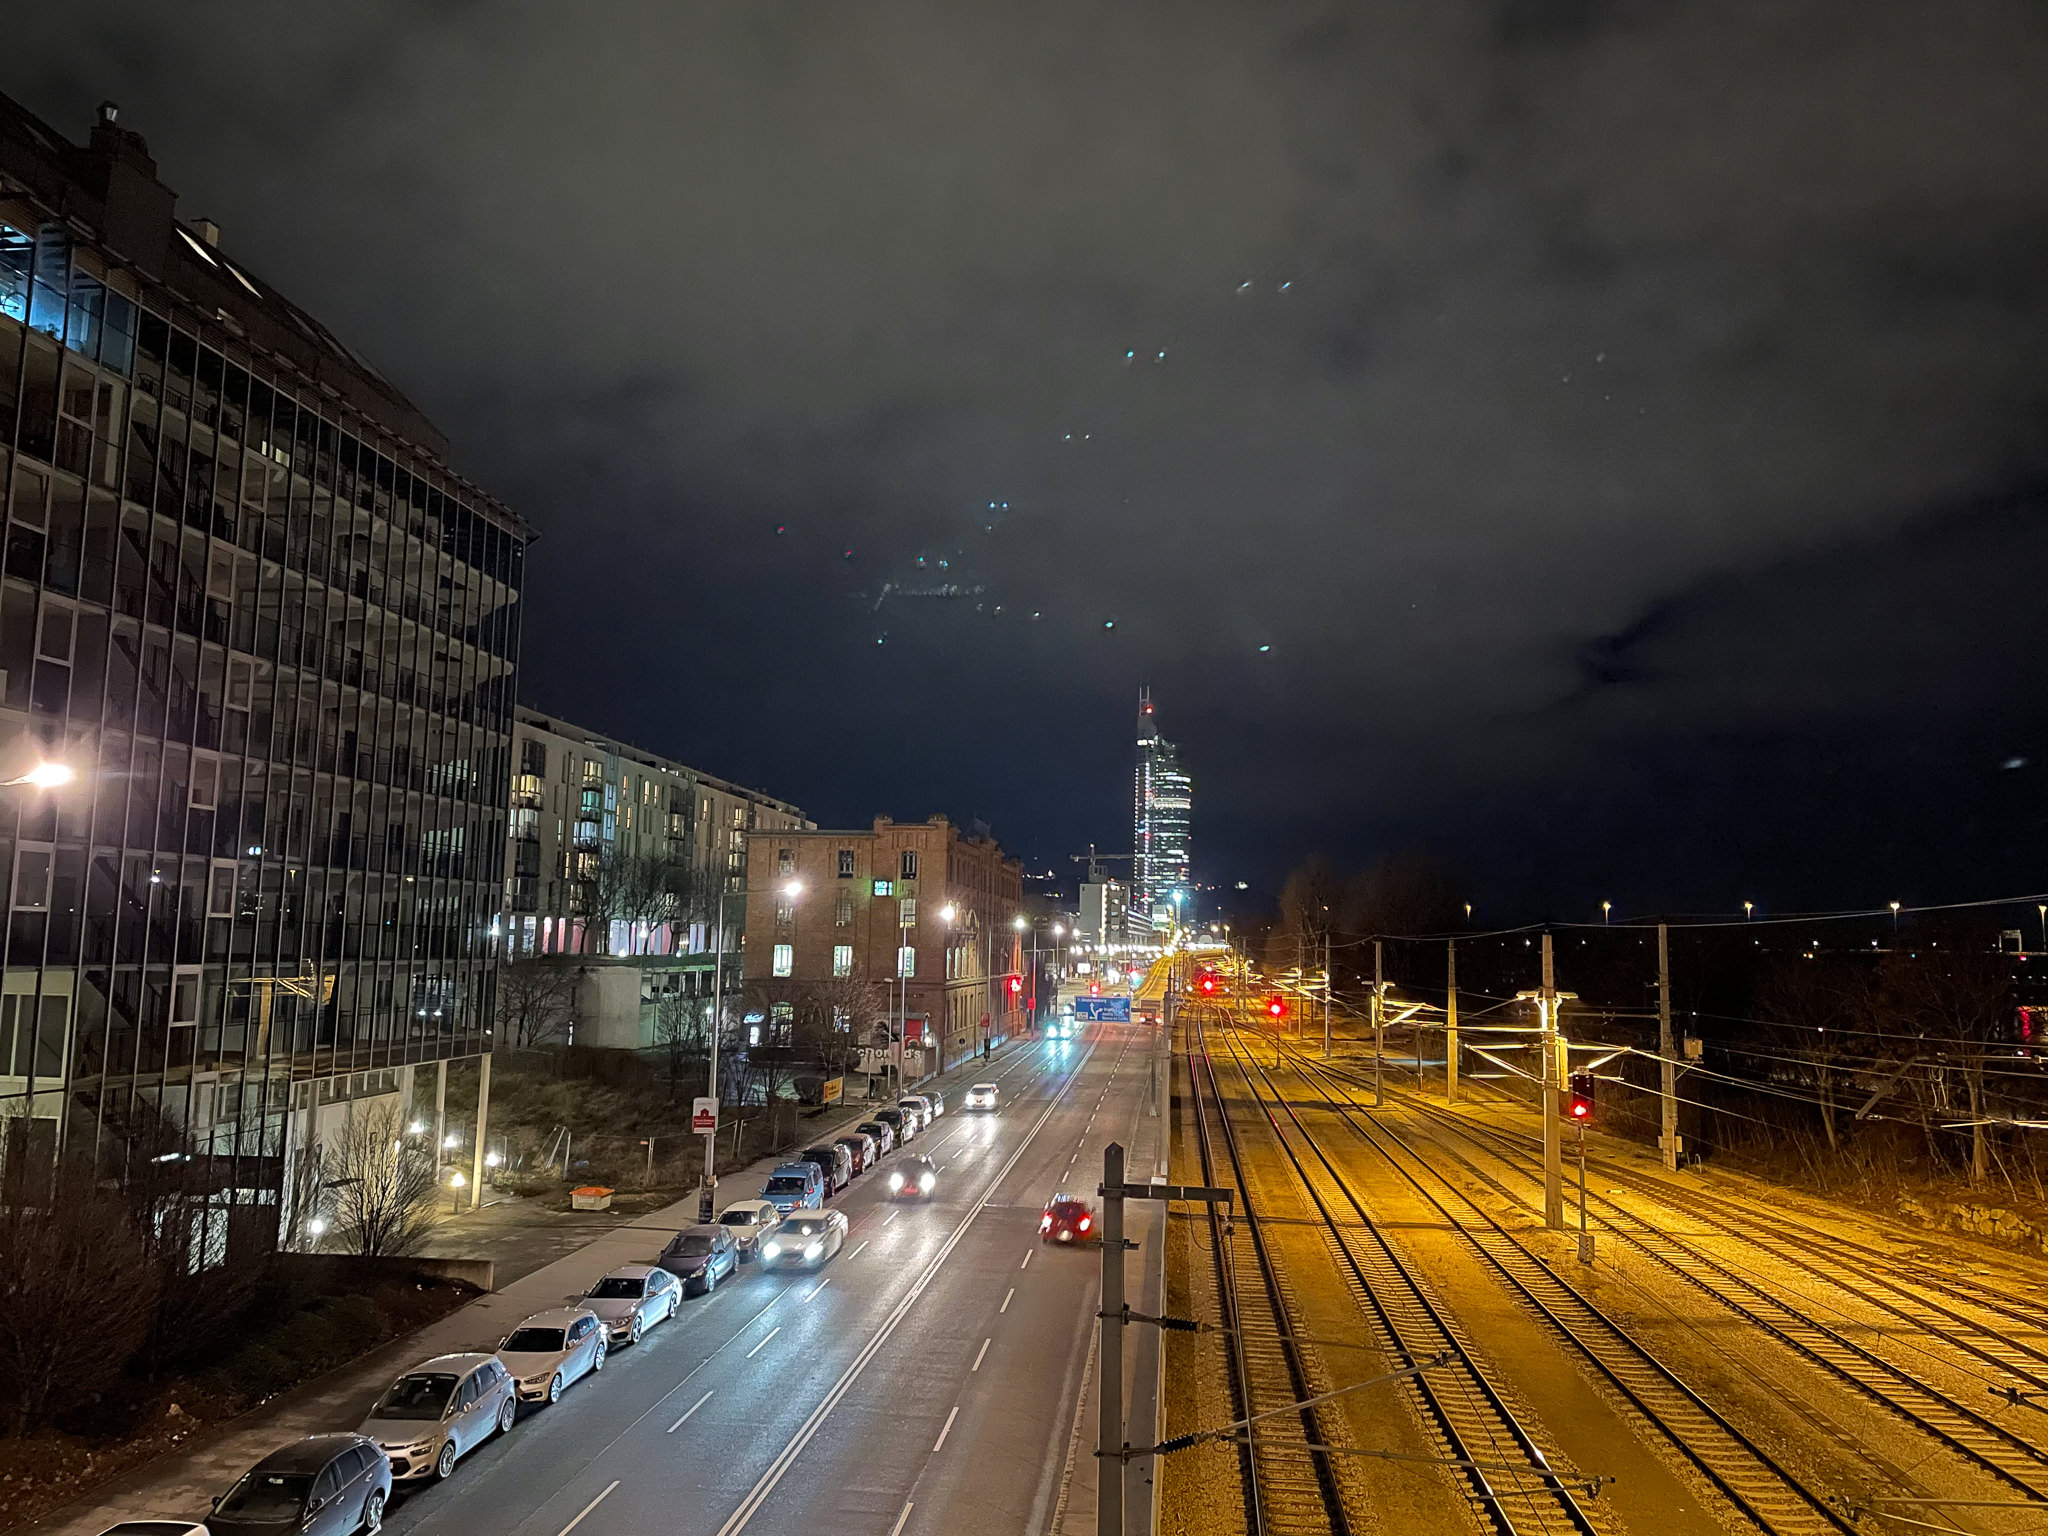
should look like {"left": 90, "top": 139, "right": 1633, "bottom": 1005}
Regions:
{"left": 1222, "top": 1024, "right": 1861, "bottom": 1536}
{"left": 1200, "top": 1010, "right": 1604, "bottom": 1536}
{"left": 1186, "top": 1010, "right": 1355, "bottom": 1535}
{"left": 1298, "top": 1047, "right": 2048, "bottom": 1487}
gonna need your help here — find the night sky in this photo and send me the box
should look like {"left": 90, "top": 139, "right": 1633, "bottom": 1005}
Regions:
{"left": 17, "top": 4, "right": 2048, "bottom": 919}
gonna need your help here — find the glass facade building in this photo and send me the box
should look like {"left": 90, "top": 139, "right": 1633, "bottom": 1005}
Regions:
{"left": 1131, "top": 687, "right": 1191, "bottom": 939}
{"left": 0, "top": 96, "right": 531, "bottom": 1228}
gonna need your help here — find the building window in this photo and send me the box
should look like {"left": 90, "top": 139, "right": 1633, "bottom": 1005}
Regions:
{"left": 776, "top": 900, "right": 795, "bottom": 926}
{"left": 873, "top": 879, "right": 893, "bottom": 898}
{"left": 837, "top": 848, "right": 856, "bottom": 878}
{"left": 898, "top": 897, "right": 917, "bottom": 929}
{"left": 901, "top": 850, "right": 918, "bottom": 879}
{"left": 778, "top": 848, "right": 795, "bottom": 877}
{"left": 772, "top": 943, "right": 793, "bottom": 977}
{"left": 833, "top": 945, "right": 853, "bottom": 977}
{"left": 835, "top": 893, "right": 853, "bottom": 927}
{"left": 897, "top": 945, "right": 916, "bottom": 979}
{"left": 769, "top": 1002, "right": 794, "bottom": 1045}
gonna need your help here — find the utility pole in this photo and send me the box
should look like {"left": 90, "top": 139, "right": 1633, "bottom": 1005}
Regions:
{"left": 1322, "top": 931, "right": 1331, "bottom": 1058}
{"left": 1658, "top": 922, "right": 1679, "bottom": 1171}
{"left": 1372, "top": 939, "right": 1384, "bottom": 1108}
{"left": 1445, "top": 938, "right": 1459, "bottom": 1105}
{"left": 1541, "top": 931, "right": 1563, "bottom": 1230}
{"left": 704, "top": 894, "right": 727, "bottom": 1194}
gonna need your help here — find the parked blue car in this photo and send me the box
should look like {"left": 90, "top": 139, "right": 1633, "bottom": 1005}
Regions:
{"left": 763, "top": 1162, "right": 825, "bottom": 1213}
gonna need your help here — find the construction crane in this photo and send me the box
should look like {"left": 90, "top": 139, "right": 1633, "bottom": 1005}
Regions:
{"left": 1069, "top": 844, "right": 1137, "bottom": 882}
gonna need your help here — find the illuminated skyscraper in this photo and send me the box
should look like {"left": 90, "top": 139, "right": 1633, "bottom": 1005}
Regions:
{"left": 1131, "top": 687, "right": 1191, "bottom": 940}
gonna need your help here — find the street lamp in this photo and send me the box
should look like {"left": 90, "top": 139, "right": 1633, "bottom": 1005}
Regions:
{"left": 2038, "top": 904, "right": 2045, "bottom": 954}
{"left": 1, "top": 761, "right": 72, "bottom": 788}
{"left": 1601, "top": 901, "right": 1611, "bottom": 924}
{"left": 1890, "top": 900, "right": 1902, "bottom": 932}
{"left": 1743, "top": 901, "right": 1754, "bottom": 921}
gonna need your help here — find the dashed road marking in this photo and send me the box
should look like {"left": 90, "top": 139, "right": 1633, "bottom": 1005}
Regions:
{"left": 555, "top": 1480, "right": 619, "bottom": 1536}
{"left": 666, "top": 1391, "right": 714, "bottom": 1433}
{"left": 1001, "top": 1288, "right": 1015, "bottom": 1313}
{"left": 745, "top": 1326, "right": 781, "bottom": 1359}
{"left": 889, "top": 1503, "right": 915, "bottom": 1536}
{"left": 806, "top": 1278, "right": 831, "bottom": 1300}
{"left": 973, "top": 1337, "right": 990, "bottom": 1371}
{"left": 933, "top": 1404, "right": 960, "bottom": 1453}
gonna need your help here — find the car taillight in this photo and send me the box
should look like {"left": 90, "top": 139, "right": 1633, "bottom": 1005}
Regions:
{"left": 1078, "top": 1217, "right": 1091, "bottom": 1231}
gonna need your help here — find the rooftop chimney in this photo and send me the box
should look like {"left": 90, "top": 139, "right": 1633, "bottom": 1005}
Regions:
{"left": 192, "top": 218, "right": 219, "bottom": 247}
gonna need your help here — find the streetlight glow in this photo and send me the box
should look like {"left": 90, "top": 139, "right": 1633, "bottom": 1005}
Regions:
{"left": 939, "top": 904, "right": 957, "bottom": 923}
{"left": 782, "top": 879, "right": 803, "bottom": 899}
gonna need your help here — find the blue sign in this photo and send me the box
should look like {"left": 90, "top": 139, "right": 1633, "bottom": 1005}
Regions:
{"left": 1073, "top": 995, "right": 1131, "bottom": 1022}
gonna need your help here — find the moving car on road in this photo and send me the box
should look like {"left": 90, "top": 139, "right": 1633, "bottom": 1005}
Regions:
{"left": 207, "top": 1435, "right": 390, "bottom": 1536}
{"left": 497, "top": 1308, "right": 606, "bottom": 1403}
{"left": 1040, "top": 1196, "right": 1097, "bottom": 1244}
{"left": 798, "top": 1142, "right": 852, "bottom": 1194}
{"left": 964, "top": 1083, "right": 999, "bottom": 1110}
{"left": 834, "top": 1131, "right": 875, "bottom": 1174}
{"left": 856, "top": 1119, "right": 895, "bottom": 1153}
{"left": 887, "top": 1154, "right": 938, "bottom": 1200}
{"left": 763, "top": 1161, "right": 826, "bottom": 1213}
{"left": 761, "top": 1208, "right": 849, "bottom": 1269}
{"left": 658, "top": 1224, "right": 739, "bottom": 1295}
{"left": 718, "top": 1198, "right": 782, "bottom": 1260}
{"left": 359, "top": 1355, "right": 516, "bottom": 1482}
{"left": 583, "top": 1265, "right": 681, "bottom": 1345}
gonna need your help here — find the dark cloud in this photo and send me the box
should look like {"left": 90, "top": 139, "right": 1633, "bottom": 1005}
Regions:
{"left": 12, "top": 1, "right": 2048, "bottom": 909}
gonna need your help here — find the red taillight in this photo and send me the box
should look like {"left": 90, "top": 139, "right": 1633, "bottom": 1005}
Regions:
{"left": 1078, "top": 1217, "right": 1091, "bottom": 1232}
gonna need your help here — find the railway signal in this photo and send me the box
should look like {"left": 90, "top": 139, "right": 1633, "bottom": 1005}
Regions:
{"left": 1568, "top": 1071, "right": 1595, "bottom": 1122}
{"left": 1197, "top": 972, "right": 1218, "bottom": 996}
{"left": 1265, "top": 996, "right": 1287, "bottom": 1021}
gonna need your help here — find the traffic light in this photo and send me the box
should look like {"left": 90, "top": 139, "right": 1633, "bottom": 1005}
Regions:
{"left": 1265, "top": 996, "right": 1287, "bottom": 1021}
{"left": 1007, "top": 975, "right": 1023, "bottom": 996}
{"left": 1567, "top": 1071, "right": 1595, "bottom": 1122}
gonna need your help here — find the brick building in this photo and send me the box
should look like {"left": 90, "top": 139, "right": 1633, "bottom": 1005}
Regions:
{"left": 742, "top": 816, "right": 1023, "bottom": 1079}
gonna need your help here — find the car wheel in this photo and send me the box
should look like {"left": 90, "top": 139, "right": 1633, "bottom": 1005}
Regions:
{"left": 704, "top": 1267, "right": 717, "bottom": 1294}
{"left": 435, "top": 1439, "right": 458, "bottom": 1480}
{"left": 668, "top": 1293, "right": 680, "bottom": 1320}
{"left": 497, "top": 1395, "right": 517, "bottom": 1435}
{"left": 548, "top": 1372, "right": 565, "bottom": 1404}
{"left": 361, "top": 1491, "right": 385, "bottom": 1535}
{"left": 630, "top": 1315, "right": 644, "bottom": 1345}
{"left": 592, "top": 1339, "right": 607, "bottom": 1373}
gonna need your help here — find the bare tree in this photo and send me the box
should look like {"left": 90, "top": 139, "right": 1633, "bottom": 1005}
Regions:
{"left": 1343, "top": 847, "right": 1464, "bottom": 938}
{"left": 0, "top": 1165, "right": 158, "bottom": 1435}
{"left": 1757, "top": 954, "right": 1876, "bottom": 1153}
{"left": 1882, "top": 925, "right": 2013, "bottom": 1186}
{"left": 322, "top": 1104, "right": 442, "bottom": 1256}
{"left": 497, "top": 958, "right": 579, "bottom": 1049}
{"left": 798, "top": 975, "right": 888, "bottom": 1079}
{"left": 651, "top": 990, "right": 710, "bottom": 1102}
{"left": 1270, "top": 855, "right": 1341, "bottom": 975}
{"left": 578, "top": 850, "right": 714, "bottom": 955}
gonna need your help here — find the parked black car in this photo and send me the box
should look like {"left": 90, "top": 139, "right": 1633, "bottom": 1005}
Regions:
{"left": 208, "top": 1435, "right": 391, "bottom": 1536}
{"left": 798, "top": 1143, "right": 851, "bottom": 1193}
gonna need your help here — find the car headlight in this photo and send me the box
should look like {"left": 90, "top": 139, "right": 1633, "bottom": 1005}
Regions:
{"left": 1040, "top": 1214, "right": 1052, "bottom": 1230}
{"left": 888, "top": 1172, "right": 904, "bottom": 1190}
{"left": 763, "top": 1241, "right": 781, "bottom": 1258}
{"left": 920, "top": 1173, "right": 935, "bottom": 1191}
{"left": 804, "top": 1241, "right": 823, "bottom": 1259}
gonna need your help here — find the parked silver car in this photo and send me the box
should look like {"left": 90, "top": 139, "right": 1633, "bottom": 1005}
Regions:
{"left": 359, "top": 1354, "right": 516, "bottom": 1481}
{"left": 717, "top": 1198, "right": 782, "bottom": 1260}
{"left": 582, "top": 1264, "right": 681, "bottom": 1345}
{"left": 497, "top": 1308, "right": 606, "bottom": 1403}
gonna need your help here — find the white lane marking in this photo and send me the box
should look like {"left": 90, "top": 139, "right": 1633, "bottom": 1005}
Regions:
{"left": 806, "top": 1278, "right": 831, "bottom": 1300}
{"left": 1021, "top": 1249, "right": 1033, "bottom": 1269}
{"left": 666, "top": 1390, "right": 714, "bottom": 1433}
{"left": 888, "top": 1503, "right": 915, "bottom": 1536}
{"left": 884, "top": 1210, "right": 899, "bottom": 1225}
{"left": 1001, "top": 1288, "right": 1014, "bottom": 1313}
{"left": 555, "top": 1480, "right": 619, "bottom": 1536}
{"left": 745, "top": 1326, "right": 782, "bottom": 1359}
{"left": 933, "top": 1404, "right": 961, "bottom": 1453}
{"left": 973, "top": 1337, "right": 991, "bottom": 1372}
{"left": 711, "top": 1037, "right": 1097, "bottom": 1536}
{"left": 847, "top": 1240, "right": 869, "bottom": 1260}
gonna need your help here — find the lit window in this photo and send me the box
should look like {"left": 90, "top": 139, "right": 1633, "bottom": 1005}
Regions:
{"left": 835, "top": 893, "right": 853, "bottom": 927}
{"left": 776, "top": 902, "right": 795, "bottom": 926}
{"left": 772, "top": 943, "right": 793, "bottom": 977}
{"left": 837, "top": 848, "right": 856, "bottom": 877}
{"left": 833, "top": 945, "right": 853, "bottom": 977}
{"left": 778, "top": 848, "right": 795, "bottom": 877}
{"left": 897, "top": 945, "right": 916, "bottom": 979}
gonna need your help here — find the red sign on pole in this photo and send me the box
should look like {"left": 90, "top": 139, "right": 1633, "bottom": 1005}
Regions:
{"left": 691, "top": 1097, "right": 718, "bottom": 1134}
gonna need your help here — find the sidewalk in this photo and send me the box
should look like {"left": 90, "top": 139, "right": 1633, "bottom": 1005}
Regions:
{"left": 18, "top": 1041, "right": 1030, "bottom": 1536}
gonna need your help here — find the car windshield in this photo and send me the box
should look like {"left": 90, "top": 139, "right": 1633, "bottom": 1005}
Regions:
{"left": 784, "top": 1218, "right": 824, "bottom": 1237}
{"left": 765, "top": 1175, "right": 807, "bottom": 1193}
{"left": 375, "top": 1372, "right": 458, "bottom": 1418}
{"left": 670, "top": 1235, "right": 716, "bottom": 1256}
{"left": 218, "top": 1473, "right": 312, "bottom": 1520}
{"left": 719, "top": 1209, "right": 760, "bottom": 1227}
{"left": 502, "top": 1327, "right": 564, "bottom": 1353}
{"left": 588, "top": 1277, "right": 644, "bottom": 1299}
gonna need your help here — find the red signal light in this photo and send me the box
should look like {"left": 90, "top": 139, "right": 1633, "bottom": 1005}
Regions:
{"left": 1266, "top": 997, "right": 1287, "bottom": 1020}
{"left": 1197, "top": 974, "right": 1218, "bottom": 995}
{"left": 1007, "top": 975, "right": 1023, "bottom": 994}
{"left": 1567, "top": 1071, "right": 1595, "bottom": 1122}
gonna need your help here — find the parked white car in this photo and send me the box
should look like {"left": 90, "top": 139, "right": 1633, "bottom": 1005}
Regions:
{"left": 582, "top": 1265, "right": 681, "bottom": 1345}
{"left": 717, "top": 1198, "right": 783, "bottom": 1261}
{"left": 358, "top": 1355, "right": 516, "bottom": 1482}
{"left": 497, "top": 1308, "right": 606, "bottom": 1403}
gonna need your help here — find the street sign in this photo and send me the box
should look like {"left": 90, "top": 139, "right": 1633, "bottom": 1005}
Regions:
{"left": 1074, "top": 995, "right": 1131, "bottom": 1022}
{"left": 691, "top": 1096, "right": 718, "bottom": 1134}
{"left": 821, "top": 1076, "right": 844, "bottom": 1105}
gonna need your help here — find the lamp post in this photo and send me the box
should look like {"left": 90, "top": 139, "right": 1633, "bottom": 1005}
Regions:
{"left": 702, "top": 882, "right": 752, "bottom": 1198}
{"left": 0, "top": 761, "right": 73, "bottom": 788}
